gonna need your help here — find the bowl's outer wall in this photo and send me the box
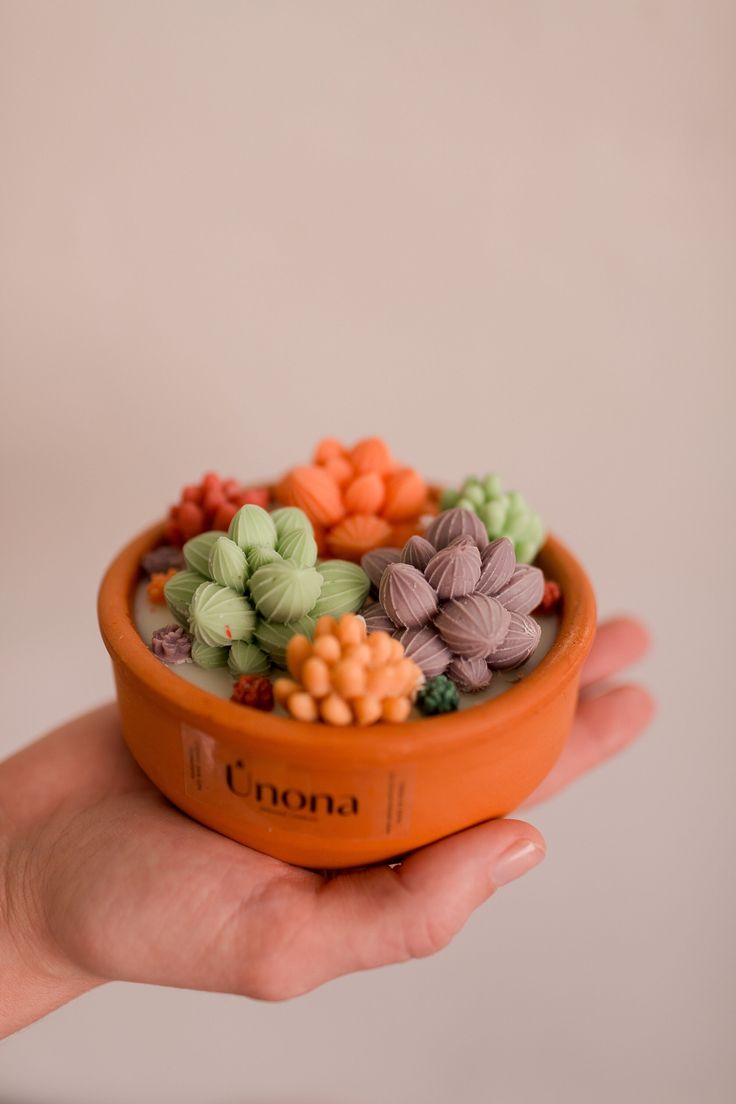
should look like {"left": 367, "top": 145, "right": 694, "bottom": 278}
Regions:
{"left": 100, "top": 522, "right": 596, "bottom": 868}
{"left": 113, "top": 662, "right": 579, "bottom": 867}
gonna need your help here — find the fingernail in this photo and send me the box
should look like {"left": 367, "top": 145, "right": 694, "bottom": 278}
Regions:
{"left": 491, "top": 839, "right": 546, "bottom": 888}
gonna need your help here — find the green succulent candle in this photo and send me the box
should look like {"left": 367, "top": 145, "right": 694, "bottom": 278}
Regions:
{"left": 227, "top": 640, "right": 270, "bottom": 677}
{"left": 183, "top": 531, "right": 223, "bottom": 577}
{"left": 254, "top": 616, "right": 315, "bottom": 668}
{"left": 246, "top": 545, "right": 283, "bottom": 573}
{"left": 190, "top": 640, "right": 229, "bottom": 668}
{"left": 164, "top": 569, "right": 208, "bottom": 627}
{"left": 271, "top": 506, "right": 312, "bottom": 540}
{"left": 208, "top": 536, "right": 248, "bottom": 593}
{"left": 189, "top": 582, "right": 257, "bottom": 647}
{"left": 249, "top": 561, "right": 324, "bottom": 623}
{"left": 166, "top": 501, "right": 371, "bottom": 674}
{"left": 228, "top": 504, "right": 278, "bottom": 551}
{"left": 277, "top": 527, "right": 318, "bottom": 567}
{"left": 312, "top": 560, "right": 371, "bottom": 618}
{"left": 440, "top": 475, "right": 545, "bottom": 563}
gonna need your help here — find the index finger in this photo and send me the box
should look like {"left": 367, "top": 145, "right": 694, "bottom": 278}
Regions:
{"left": 580, "top": 617, "right": 651, "bottom": 689}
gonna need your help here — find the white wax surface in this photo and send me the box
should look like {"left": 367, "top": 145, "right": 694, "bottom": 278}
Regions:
{"left": 133, "top": 580, "right": 560, "bottom": 715}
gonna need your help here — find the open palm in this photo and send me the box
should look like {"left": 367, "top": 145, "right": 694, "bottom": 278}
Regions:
{"left": 0, "top": 617, "right": 652, "bottom": 1033}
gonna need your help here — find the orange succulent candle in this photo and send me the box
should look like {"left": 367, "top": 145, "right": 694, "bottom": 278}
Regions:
{"left": 274, "top": 613, "right": 423, "bottom": 726}
{"left": 275, "top": 437, "right": 434, "bottom": 561}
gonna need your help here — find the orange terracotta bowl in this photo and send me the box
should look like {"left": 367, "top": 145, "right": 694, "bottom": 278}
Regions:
{"left": 98, "top": 523, "right": 596, "bottom": 869}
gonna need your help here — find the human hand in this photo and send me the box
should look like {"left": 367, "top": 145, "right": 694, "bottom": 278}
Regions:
{"left": 0, "top": 617, "right": 652, "bottom": 1036}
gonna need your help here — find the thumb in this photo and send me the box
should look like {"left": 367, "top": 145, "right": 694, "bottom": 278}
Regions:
{"left": 266, "top": 819, "right": 546, "bottom": 997}
{"left": 396, "top": 817, "right": 547, "bottom": 954}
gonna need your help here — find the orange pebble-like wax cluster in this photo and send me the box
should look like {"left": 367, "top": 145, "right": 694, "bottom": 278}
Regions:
{"left": 275, "top": 437, "right": 434, "bottom": 561}
{"left": 274, "top": 613, "right": 424, "bottom": 726}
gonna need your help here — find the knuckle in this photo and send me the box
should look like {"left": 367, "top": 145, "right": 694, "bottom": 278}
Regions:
{"left": 234, "top": 876, "right": 315, "bottom": 1002}
{"left": 403, "top": 906, "right": 457, "bottom": 960}
{"left": 242, "top": 962, "right": 299, "bottom": 1002}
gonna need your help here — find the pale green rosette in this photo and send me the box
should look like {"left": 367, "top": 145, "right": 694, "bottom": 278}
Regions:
{"left": 254, "top": 616, "right": 315, "bottom": 668}
{"left": 249, "top": 561, "right": 324, "bottom": 623}
{"left": 271, "top": 506, "right": 312, "bottom": 540}
{"left": 228, "top": 504, "right": 277, "bottom": 551}
{"left": 312, "top": 560, "right": 370, "bottom": 618}
{"left": 246, "top": 545, "right": 283, "bottom": 573}
{"left": 191, "top": 640, "right": 229, "bottom": 669}
{"left": 278, "top": 527, "right": 318, "bottom": 567}
{"left": 189, "top": 582, "right": 257, "bottom": 647}
{"left": 227, "top": 640, "right": 270, "bottom": 677}
{"left": 440, "top": 475, "right": 545, "bottom": 563}
{"left": 164, "top": 569, "right": 208, "bottom": 627}
{"left": 183, "top": 531, "right": 222, "bottom": 577}
{"left": 209, "top": 536, "right": 248, "bottom": 593}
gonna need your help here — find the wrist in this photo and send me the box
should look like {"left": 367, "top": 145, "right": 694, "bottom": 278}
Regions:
{"left": 0, "top": 817, "right": 101, "bottom": 1038}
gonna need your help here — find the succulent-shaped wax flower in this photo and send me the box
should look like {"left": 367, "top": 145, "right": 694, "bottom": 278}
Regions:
{"left": 273, "top": 613, "right": 423, "bottom": 726}
{"left": 535, "top": 579, "right": 562, "bottom": 615}
{"left": 164, "top": 503, "right": 370, "bottom": 673}
{"left": 401, "top": 536, "right": 435, "bottom": 572}
{"left": 271, "top": 506, "right": 313, "bottom": 539}
{"left": 151, "top": 624, "right": 193, "bottom": 664}
{"left": 487, "top": 612, "right": 541, "bottom": 669}
{"left": 146, "top": 568, "right": 178, "bottom": 604}
{"left": 254, "top": 616, "right": 315, "bottom": 668}
{"left": 476, "top": 537, "right": 516, "bottom": 596}
{"left": 277, "top": 527, "right": 318, "bottom": 567}
{"left": 208, "top": 536, "right": 248, "bottom": 593}
{"left": 379, "top": 564, "right": 438, "bottom": 628}
{"left": 435, "top": 594, "right": 510, "bottom": 659}
{"left": 425, "top": 508, "right": 488, "bottom": 552}
{"left": 183, "top": 531, "right": 223, "bottom": 577}
{"left": 362, "top": 508, "right": 545, "bottom": 691}
{"left": 249, "top": 561, "right": 324, "bottom": 623}
{"left": 141, "top": 544, "right": 185, "bottom": 577}
{"left": 228, "top": 504, "right": 278, "bottom": 552}
{"left": 493, "top": 565, "right": 545, "bottom": 614}
{"left": 231, "top": 674, "right": 275, "bottom": 711}
{"left": 416, "top": 675, "right": 459, "bottom": 716}
{"left": 398, "top": 626, "right": 452, "bottom": 679}
{"left": 424, "top": 537, "right": 481, "bottom": 600}
{"left": 362, "top": 601, "right": 396, "bottom": 634}
{"left": 312, "top": 560, "right": 371, "bottom": 618}
{"left": 163, "top": 569, "right": 208, "bottom": 627}
{"left": 246, "top": 545, "right": 283, "bottom": 573}
{"left": 440, "top": 475, "right": 545, "bottom": 564}
{"left": 446, "top": 655, "right": 492, "bottom": 693}
{"left": 190, "top": 640, "right": 229, "bottom": 669}
{"left": 361, "top": 547, "right": 401, "bottom": 589}
{"left": 228, "top": 640, "right": 270, "bottom": 677}
{"left": 189, "top": 582, "right": 257, "bottom": 647}
{"left": 275, "top": 437, "right": 432, "bottom": 562}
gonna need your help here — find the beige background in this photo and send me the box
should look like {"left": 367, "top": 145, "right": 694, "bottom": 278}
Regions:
{"left": 1, "top": 1, "right": 734, "bottom": 1101}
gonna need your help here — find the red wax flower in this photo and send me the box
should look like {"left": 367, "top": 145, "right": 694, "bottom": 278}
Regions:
{"left": 231, "top": 675, "right": 275, "bottom": 711}
{"left": 535, "top": 579, "right": 562, "bottom": 615}
{"left": 164, "top": 473, "right": 270, "bottom": 546}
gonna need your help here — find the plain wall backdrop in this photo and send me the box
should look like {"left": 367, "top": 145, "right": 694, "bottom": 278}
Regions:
{"left": 1, "top": 2, "right": 734, "bottom": 1101}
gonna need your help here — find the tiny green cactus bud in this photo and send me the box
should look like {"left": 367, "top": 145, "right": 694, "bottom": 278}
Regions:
{"left": 416, "top": 674, "right": 459, "bottom": 716}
